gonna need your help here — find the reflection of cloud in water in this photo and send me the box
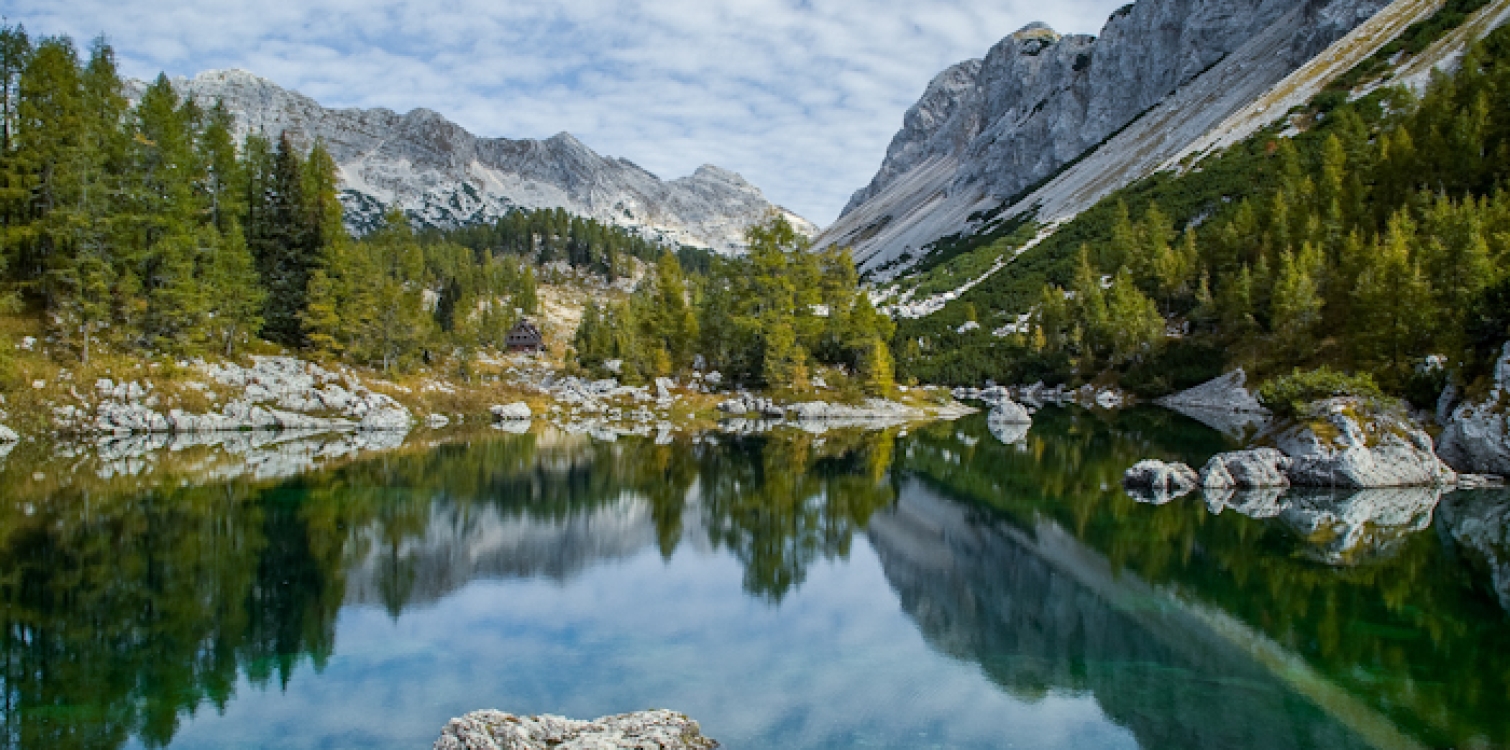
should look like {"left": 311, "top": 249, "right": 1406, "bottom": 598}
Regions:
{"left": 868, "top": 479, "right": 1398, "bottom": 750}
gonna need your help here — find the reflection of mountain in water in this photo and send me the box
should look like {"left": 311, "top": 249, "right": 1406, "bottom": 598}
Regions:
{"left": 867, "top": 479, "right": 1392, "bottom": 750}
{"left": 343, "top": 495, "right": 660, "bottom": 609}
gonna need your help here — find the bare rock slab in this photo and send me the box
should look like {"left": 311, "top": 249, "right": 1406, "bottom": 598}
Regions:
{"left": 434, "top": 710, "right": 718, "bottom": 750}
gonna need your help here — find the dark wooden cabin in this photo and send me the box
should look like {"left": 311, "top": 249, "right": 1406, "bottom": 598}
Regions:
{"left": 506, "top": 319, "right": 545, "bottom": 353}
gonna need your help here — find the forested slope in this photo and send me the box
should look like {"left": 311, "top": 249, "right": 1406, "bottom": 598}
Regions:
{"left": 892, "top": 19, "right": 1510, "bottom": 408}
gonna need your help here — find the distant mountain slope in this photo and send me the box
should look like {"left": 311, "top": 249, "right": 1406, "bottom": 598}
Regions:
{"left": 820, "top": 0, "right": 1399, "bottom": 277}
{"left": 163, "top": 69, "right": 815, "bottom": 253}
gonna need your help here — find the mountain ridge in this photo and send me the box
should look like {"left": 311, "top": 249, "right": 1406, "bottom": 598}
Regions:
{"left": 150, "top": 68, "right": 815, "bottom": 254}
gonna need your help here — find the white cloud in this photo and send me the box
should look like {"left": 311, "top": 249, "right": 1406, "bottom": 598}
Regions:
{"left": 8, "top": 0, "right": 1127, "bottom": 226}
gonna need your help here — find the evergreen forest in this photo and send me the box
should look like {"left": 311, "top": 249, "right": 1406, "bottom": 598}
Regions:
{"left": 0, "top": 25, "right": 713, "bottom": 379}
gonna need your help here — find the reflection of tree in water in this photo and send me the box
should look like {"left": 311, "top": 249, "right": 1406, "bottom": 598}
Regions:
{"left": 0, "top": 483, "right": 330, "bottom": 750}
{"left": 0, "top": 426, "right": 900, "bottom": 749}
{"left": 899, "top": 408, "right": 1510, "bottom": 750}
{"left": 700, "top": 430, "right": 897, "bottom": 602}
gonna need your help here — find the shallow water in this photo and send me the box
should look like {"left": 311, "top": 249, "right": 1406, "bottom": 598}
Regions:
{"left": 2, "top": 408, "right": 1509, "bottom": 749}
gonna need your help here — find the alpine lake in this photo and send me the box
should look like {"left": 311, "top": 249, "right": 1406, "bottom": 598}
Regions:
{"left": 2, "top": 406, "right": 1509, "bottom": 750}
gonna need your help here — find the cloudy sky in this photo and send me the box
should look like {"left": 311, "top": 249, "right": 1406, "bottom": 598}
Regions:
{"left": 10, "top": 0, "right": 1126, "bottom": 226}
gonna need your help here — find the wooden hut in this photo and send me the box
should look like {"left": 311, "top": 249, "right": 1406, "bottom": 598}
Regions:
{"left": 506, "top": 319, "right": 545, "bottom": 353}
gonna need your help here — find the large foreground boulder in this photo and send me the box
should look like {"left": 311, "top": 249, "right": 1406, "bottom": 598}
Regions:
{"left": 1265, "top": 398, "right": 1456, "bottom": 488}
{"left": 433, "top": 710, "right": 718, "bottom": 750}
{"left": 1438, "top": 343, "right": 1510, "bottom": 475}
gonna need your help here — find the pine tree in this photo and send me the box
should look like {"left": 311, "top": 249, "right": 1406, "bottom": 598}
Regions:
{"left": 1270, "top": 245, "right": 1323, "bottom": 355}
{"left": 205, "top": 219, "right": 265, "bottom": 356}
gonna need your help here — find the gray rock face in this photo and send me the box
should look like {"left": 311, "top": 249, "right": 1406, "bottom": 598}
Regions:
{"left": 1123, "top": 460, "right": 1200, "bottom": 504}
{"left": 1439, "top": 343, "right": 1510, "bottom": 475}
{"left": 822, "top": 0, "right": 1392, "bottom": 273}
{"left": 155, "top": 70, "right": 813, "bottom": 254}
{"left": 1267, "top": 399, "right": 1457, "bottom": 488}
{"left": 433, "top": 709, "right": 718, "bottom": 750}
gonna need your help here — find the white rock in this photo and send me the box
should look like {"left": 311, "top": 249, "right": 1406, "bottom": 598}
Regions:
{"left": 491, "top": 403, "right": 533, "bottom": 421}
{"left": 1122, "top": 460, "right": 1200, "bottom": 504}
{"left": 0, "top": 424, "right": 18, "bottom": 443}
{"left": 1199, "top": 448, "right": 1291, "bottom": 489}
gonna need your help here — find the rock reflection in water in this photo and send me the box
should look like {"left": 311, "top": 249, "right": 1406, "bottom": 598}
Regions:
{"left": 1440, "top": 490, "right": 1510, "bottom": 612}
{"left": 1197, "top": 487, "right": 1443, "bottom": 565}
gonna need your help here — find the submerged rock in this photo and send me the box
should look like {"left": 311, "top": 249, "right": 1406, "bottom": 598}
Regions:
{"left": 1438, "top": 342, "right": 1510, "bottom": 476}
{"left": 433, "top": 709, "right": 718, "bottom": 750}
{"left": 1123, "top": 460, "right": 1199, "bottom": 504}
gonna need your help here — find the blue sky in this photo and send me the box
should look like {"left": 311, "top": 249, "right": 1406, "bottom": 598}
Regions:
{"left": 9, "top": 0, "right": 1127, "bottom": 226}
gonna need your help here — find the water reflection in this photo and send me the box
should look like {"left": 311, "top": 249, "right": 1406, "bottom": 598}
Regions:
{"left": 868, "top": 480, "right": 1375, "bottom": 749}
{"left": 0, "top": 410, "right": 1507, "bottom": 749}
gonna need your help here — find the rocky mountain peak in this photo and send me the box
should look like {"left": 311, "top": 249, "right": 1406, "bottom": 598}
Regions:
{"left": 820, "top": 0, "right": 1397, "bottom": 276}
{"left": 157, "top": 69, "right": 813, "bottom": 253}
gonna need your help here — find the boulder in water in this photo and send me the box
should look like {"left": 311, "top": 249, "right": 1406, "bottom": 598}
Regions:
{"left": 1123, "top": 460, "right": 1199, "bottom": 504}
{"left": 433, "top": 709, "right": 719, "bottom": 750}
{"left": 1199, "top": 448, "right": 1291, "bottom": 489}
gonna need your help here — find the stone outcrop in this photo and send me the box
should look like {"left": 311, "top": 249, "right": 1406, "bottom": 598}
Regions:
{"left": 1266, "top": 398, "right": 1457, "bottom": 488}
{"left": 151, "top": 70, "right": 812, "bottom": 254}
{"left": 53, "top": 356, "right": 413, "bottom": 436}
{"left": 433, "top": 709, "right": 718, "bottom": 750}
{"left": 1438, "top": 342, "right": 1510, "bottom": 475}
{"left": 820, "top": 0, "right": 1395, "bottom": 274}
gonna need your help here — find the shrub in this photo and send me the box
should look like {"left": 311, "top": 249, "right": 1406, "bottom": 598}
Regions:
{"left": 1257, "top": 367, "right": 1386, "bottom": 418}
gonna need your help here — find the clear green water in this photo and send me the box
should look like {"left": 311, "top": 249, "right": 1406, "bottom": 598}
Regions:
{"left": 2, "top": 407, "right": 1509, "bottom": 749}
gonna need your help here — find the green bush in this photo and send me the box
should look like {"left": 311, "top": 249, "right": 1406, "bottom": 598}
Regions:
{"left": 1257, "top": 367, "right": 1386, "bottom": 418}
